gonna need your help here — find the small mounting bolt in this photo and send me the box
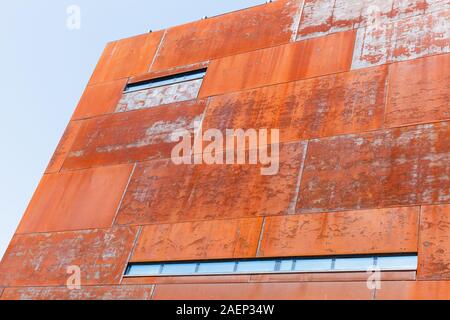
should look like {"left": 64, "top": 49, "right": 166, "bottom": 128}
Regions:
{"left": 202, "top": 16, "right": 208, "bottom": 19}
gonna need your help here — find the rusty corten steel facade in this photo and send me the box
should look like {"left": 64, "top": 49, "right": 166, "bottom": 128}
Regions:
{"left": 0, "top": 0, "right": 449, "bottom": 300}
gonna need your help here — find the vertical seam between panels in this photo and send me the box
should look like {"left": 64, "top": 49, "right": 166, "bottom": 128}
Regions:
{"left": 289, "top": 140, "right": 309, "bottom": 214}
{"left": 255, "top": 217, "right": 267, "bottom": 257}
{"left": 112, "top": 162, "right": 137, "bottom": 226}
{"left": 55, "top": 122, "right": 83, "bottom": 174}
{"left": 196, "top": 62, "right": 211, "bottom": 98}
{"left": 150, "top": 284, "right": 157, "bottom": 300}
{"left": 149, "top": 29, "right": 168, "bottom": 72}
{"left": 190, "top": 96, "right": 212, "bottom": 158}
{"left": 290, "top": 0, "right": 306, "bottom": 42}
{"left": 119, "top": 225, "right": 143, "bottom": 284}
{"left": 383, "top": 63, "right": 392, "bottom": 129}
{"left": 416, "top": 205, "right": 424, "bottom": 280}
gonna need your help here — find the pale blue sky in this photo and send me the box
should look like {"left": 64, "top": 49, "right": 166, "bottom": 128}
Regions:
{"left": 0, "top": 0, "right": 265, "bottom": 259}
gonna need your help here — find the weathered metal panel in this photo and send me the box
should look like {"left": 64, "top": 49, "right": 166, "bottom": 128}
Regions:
{"left": 0, "top": 285, "right": 154, "bottom": 300}
{"left": 199, "top": 30, "right": 356, "bottom": 98}
{"left": 203, "top": 65, "right": 387, "bottom": 141}
{"left": 122, "top": 271, "right": 415, "bottom": 285}
{"left": 0, "top": 227, "right": 138, "bottom": 287}
{"left": 115, "top": 159, "right": 195, "bottom": 226}
{"left": 72, "top": 79, "right": 128, "bottom": 120}
{"left": 152, "top": 282, "right": 374, "bottom": 300}
{"left": 386, "top": 54, "right": 450, "bottom": 128}
{"left": 17, "top": 164, "right": 133, "bottom": 234}
{"left": 296, "top": 0, "right": 336, "bottom": 40}
{"left": 131, "top": 218, "right": 263, "bottom": 262}
{"left": 62, "top": 100, "right": 206, "bottom": 171}
{"left": 130, "top": 62, "right": 210, "bottom": 84}
{"left": 375, "top": 281, "right": 450, "bottom": 300}
{"left": 116, "top": 141, "right": 307, "bottom": 225}
{"left": 418, "top": 204, "right": 450, "bottom": 280}
{"left": 297, "top": 122, "right": 450, "bottom": 213}
{"left": 259, "top": 207, "right": 419, "bottom": 257}
{"left": 89, "top": 31, "right": 164, "bottom": 85}
{"left": 116, "top": 79, "right": 203, "bottom": 112}
{"left": 45, "top": 121, "right": 82, "bottom": 174}
{"left": 151, "top": 0, "right": 304, "bottom": 71}
{"left": 5, "top": 0, "right": 450, "bottom": 300}
{"left": 352, "top": 9, "right": 450, "bottom": 69}
{"left": 297, "top": 0, "right": 448, "bottom": 40}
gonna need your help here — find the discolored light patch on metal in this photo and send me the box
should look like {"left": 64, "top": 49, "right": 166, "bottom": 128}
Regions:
{"left": 116, "top": 141, "right": 308, "bottom": 226}
{"left": 62, "top": 100, "right": 207, "bottom": 171}
{"left": 116, "top": 79, "right": 203, "bottom": 112}
{"left": 131, "top": 218, "right": 263, "bottom": 262}
{"left": 259, "top": 207, "right": 420, "bottom": 257}
{"left": 297, "top": 122, "right": 450, "bottom": 213}
{"left": 297, "top": 0, "right": 449, "bottom": 40}
{"left": 202, "top": 65, "right": 388, "bottom": 142}
{"left": 352, "top": 9, "right": 450, "bottom": 69}
{"left": 0, "top": 285, "right": 154, "bottom": 300}
{"left": 0, "top": 227, "right": 139, "bottom": 287}
{"left": 418, "top": 204, "right": 450, "bottom": 280}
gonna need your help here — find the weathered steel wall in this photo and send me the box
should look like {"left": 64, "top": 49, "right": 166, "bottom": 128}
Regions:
{"left": 0, "top": 0, "right": 449, "bottom": 300}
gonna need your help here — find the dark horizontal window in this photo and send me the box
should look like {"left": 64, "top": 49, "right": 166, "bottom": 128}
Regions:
{"left": 124, "top": 68, "right": 207, "bottom": 93}
{"left": 125, "top": 254, "right": 418, "bottom": 277}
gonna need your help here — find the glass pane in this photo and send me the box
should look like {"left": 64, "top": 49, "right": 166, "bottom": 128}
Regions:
{"left": 198, "top": 261, "right": 236, "bottom": 274}
{"left": 377, "top": 255, "right": 417, "bottom": 270}
{"left": 294, "top": 258, "right": 332, "bottom": 272}
{"left": 161, "top": 263, "right": 197, "bottom": 275}
{"left": 127, "top": 264, "right": 161, "bottom": 276}
{"left": 125, "top": 70, "right": 206, "bottom": 93}
{"left": 334, "top": 257, "right": 375, "bottom": 271}
{"left": 279, "top": 260, "right": 294, "bottom": 272}
{"left": 236, "top": 260, "right": 276, "bottom": 273}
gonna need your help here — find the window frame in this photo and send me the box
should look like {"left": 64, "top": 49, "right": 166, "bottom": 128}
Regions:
{"left": 124, "top": 254, "right": 418, "bottom": 278}
{"left": 123, "top": 68, "right": 207, "bottom": 94}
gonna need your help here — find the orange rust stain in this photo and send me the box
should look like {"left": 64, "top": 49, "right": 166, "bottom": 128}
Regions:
{"left": 116, "top": 141, "right": 307, "bottom": 225}
{"left": 45, "top": 121, "right": 83, "bottom": 174}
{"left": 131, "top": 218, "right": 263, "bottom": 262}
{"left": 202, "top": 65, "right": 388, "bottom": 141}
{"left": 0, "top": 285, "right": 154, "bottom": 300}
{"left": 375, "top": 281, "right": 450, "bottom": 300}
{"left": 89, "top": 31, "right": 164, "bottom": 85}
{"left": 151, "top": 0, "right": 303, "bottom": 71}
{"left": 17, "top": 164, "right": 134, "bottom": 234}
{"left": 152, "top": 282, "right": 374, "bottom": 300}
{"left": 199, "top": 30, "right": 357, "bottom": 97}
{"left": 259, "top": 207, "right": 420, "bottom": 257}
{"left": 386, "top": 54, "right": 450, "bottom": 128}
{"left": 418, "top": 204, "right": 450, "bottom": 280}
{"left": 298, "top": 122, "right": 450, "bottom": 212}
{"left": 0, "top": 227, "right": 138, "bottom": 287}
{"left": 62, "top": 100, "right": 207, "bottom": 171}
{"left": 72, "top": 78, "right": 128, "bottom": 120}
